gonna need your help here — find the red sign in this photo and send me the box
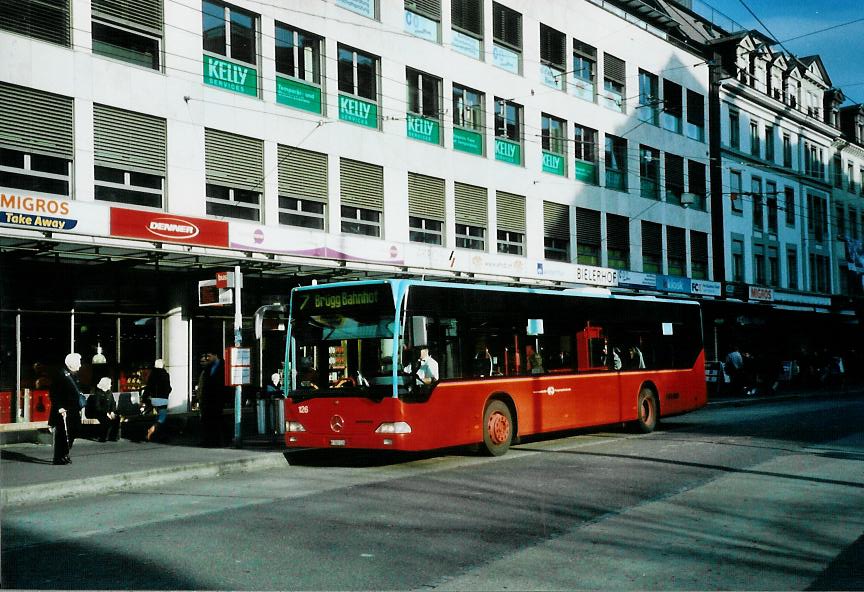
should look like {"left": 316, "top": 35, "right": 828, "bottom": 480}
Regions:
{"left": 110, "top": 208, "right": 229, "bottom": 248}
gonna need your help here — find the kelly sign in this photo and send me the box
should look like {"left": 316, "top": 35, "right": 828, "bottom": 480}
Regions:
{"left": 406, "top": 114, "right": 440, "bottom": 144}
{"left": 339, "top": 94, "right": 378, "bottom": 128}
{"left": 542, "top": 151, "right": 565, "bottom": 176}
{"left": 203, "top": 54, "right": 257, "bottom": 97}
{"left": 110, "top": 207, "right": 229, "bottom": 248}
{"left": 495, "top": 138, "right": 521, "bottom": 165}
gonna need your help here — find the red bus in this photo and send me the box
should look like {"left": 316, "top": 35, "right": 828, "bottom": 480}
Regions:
{"left": 283, "top": 279, "right": 706, "bottom": 455}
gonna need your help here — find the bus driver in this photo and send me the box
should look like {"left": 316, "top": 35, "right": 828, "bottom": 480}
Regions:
{"left": 405, "top": 347, "right": 439, "bottom": 385}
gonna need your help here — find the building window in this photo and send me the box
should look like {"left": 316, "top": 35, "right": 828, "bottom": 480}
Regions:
{"left": 494, "top": 98, "right": 522, "bottom": 164}
{"left": 496, "top": 230, "right": 523, "bottom": 255}
{"left": 783, "top": 133, "right": 792, "bottom": 168}
{"left": 338, "top": 44, "right": 378, "bottom": 102}
{"left": 661, "top": 79, "right": 682, "bottom": 133}
{"left": 541, "top": 113, "right": 567, "bottom": 175}
{"left": 404, "top": 0, "right": 441, "bottom": 43}
{"left": 451, "top": 0, "right": 483, "bottom": 60}
{"left": 687, "top": 160, "right": 707, "bottom": 210}
{"left": 751, "top": 177, "right": 763, "bottom": 231}
{"left": 685, "top": 90, "right": 705, "bottom": 141}
{"left": 574, "top": 124, "right": 598, "bottom": 184}
{"left": 340, "top": 158, "right": 383, "bottom": 237}
{"left": 335, "top": 0, "right": 377, "bottom": 19}
{"left": 604, "top": 134, "right": 627, "bottom": 191}
{"left": 571, "top": 40, "right": 596, "bottom": 102}
{"left": 848, "top": 162, "right": 856, "bottom": 194}
{"left": 639, "top": 145, "right": 660, "bottom": 199}
{"left": 666, "top": 226, "right": 686, "bottom": 277}
{"left": 766, "top": 181, "right": 778, "bottom": 234}
{"left": 784, "top": 186, "right": 795, "bottom": 226}
{"left": 203, "top": 0, "right": 256, "bottom": 64}
{"left": 496, "top": 191, "right": 525, "bottom": 255}
{"left": 833, "top": 154, "right": 843, "bottom": 188}
{"left": 729, "top": 110, "right": 740, "bottom": 149}
{"left": 730, "top": 170, "right": 743, "bottom": 214}
{"left": 205, "top": 184, "right": 260, "bottom": 221}
{"left": 275, "top": 23, "right": 322, "bottom": 84}
{"left": 539, "top": 23, "right": 565, "bottom": 90}
{"left": 836, "top": 204, "right": 846, "bottom": 238}
{"left": 407, "top": 68, "right": 442, "bottom": 144}
{"left": 0, "top": 0, "right": 70, "bottom": 46}
{"left": 92, "top": 0, "right": 162, "bottom": 71}
{"left": 665, "top": 153, "right": 684, "bottom": 205}
{"left": 205, "top": 128, "right": 262, "bottom": 221}
{"left": 753, "top": 243, "right": 765, "bottom": 285}
{"left": 641, "top": 221, "right": 662, "bottom": 273}
{"left": 455, "top": 182, "right": 487, "bottom": 250}
{"left": 408, "top": 172, "right": 445, "bottom": 244}
{"left": 807, "top": 193, "right": 828, "bottom": 243}
{"left": 787, "top": 247, "right": 798, "bottom": 289}
{"left": 805, "top": 142, "right": 824, "bottom": 180}
{"left": 491, "top": 2, "right": 521, "bottom": 74}
{"left": 602, "top": 53, "right": 626, "bottom": 112}
{"left": 543, "top": 201, "right": 569, "bottom": 261}
{"left": 606, "top": 213, "right": 630, "bottom": 269}
{"left": 731, "top": 238, "right": 745, "bottom": 282}
{"left": 576, "top": 207, "right": 600, "bottom": 265}
{"left": 277, "top": 145, "right": 327, "bottom": 230}
{"left": 764, "top": 125, "right": 775, "bottom": 162}
{"left": 452, "top": 83, "right": 484, "bottom": 155}
{"left": 638, "top": 70, "right": 659, "bottom": 125}
{"left": 0, "top": 148, "right": 71, "bottom": 198}
{"left": 750, "top": 121, "right": 760, "bottom": 158}
{"left": 849, "top": 207, "right": 858, "bottom": 241}
{"left": 690, "top": 230, "right": 709, "bottom": 280}
{"left": 809, "top": 253, "right": 829, "bottom": 292}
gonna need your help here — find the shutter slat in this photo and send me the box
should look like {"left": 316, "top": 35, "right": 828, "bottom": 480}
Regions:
{"left": 543, "top": 201, "right": 569, "bottom": 239}
{"left": 496, "top": 191, "right": 525, "bottom": 233}
{"left": 452, "top": 0, "right": 481, "bottom": 35}
{"left": 408, "top": 172, "right": 445, "bottom": 220}
{"left": 604, "top": 53, "right": 625, "bottom": 84}
{"left": 492, "top": 2, "right": 521, "bottom": 48}
{"left": 573, "top": 39, "right": 596, "bottom": 60}
{"left": 340, "top": 158, "right": 383, "bottom": 210}
{"left": 606, "top": 213, "right": 629, "bottom": 251}
{"left": 92, "top": 0, "right": 162, "bottom": 33}
{"left": 94, "top": 103, "right": 165, "bottom": 174}
{"left": 667, "top": 226, "right": 686, "bottom": 259}
{"left": 690, "top": 230, "right": 708, "bottom": 261}
{"left": 0, "top": 82, "right": 73, "bottom": 157}
{"left": 205, "top": 129, "right": 264, "bottom": 191}
{"left": 455, "top": 182, "right": 487, "bottom": 226}
{"left": 278, "top": 145, "right": 327, "bottom": 201}
{"left": 642, "top": 221, "right": 662, "bottom": 255}
{"left": 405, "top": 0, "right": 441, "bottom": 20}
{"left": 576, "top": 207, "right": 600, "bottom": 245}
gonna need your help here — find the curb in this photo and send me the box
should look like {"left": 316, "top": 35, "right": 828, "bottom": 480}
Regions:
{"left": 707, "top": 388, "right": 863, "bottom": 408}
{"left": 1, "top": 452, "right": 288, "bottom": 508}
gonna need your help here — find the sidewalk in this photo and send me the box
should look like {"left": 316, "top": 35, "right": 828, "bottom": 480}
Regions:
{"left": 0, "top": 415, "right": 287, "bottom": 507}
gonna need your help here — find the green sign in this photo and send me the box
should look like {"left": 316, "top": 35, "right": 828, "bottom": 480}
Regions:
{"left": 575, "top": 161, "right": 597, "bottom": 184}
{"left": 495, "top": 138, "right": 521, "bottom": 165}
{"left": 406, "top": 114, "right": 440, "bottom": 144}
{"left": 542, "top": 151, "right": 566, "bottom": 176}
{"left": 339, "top": 94, "right": 378, "bottom": 128}
{"left": 203, "top": 54, "right": 257, "bottom": 97}
{"left": 453, "top": 128, "right": 483, "bottom": 155}
{"left": 276, "top": 77, "right": 322, "bottom": 114}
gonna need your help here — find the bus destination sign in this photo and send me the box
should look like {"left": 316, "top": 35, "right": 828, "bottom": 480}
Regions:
{"left": 297, "top": 285, "right": 388, "bottom": 314}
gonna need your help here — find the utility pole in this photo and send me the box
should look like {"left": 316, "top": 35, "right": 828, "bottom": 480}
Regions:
{"left": 233, "top": 265, "right": 243, "bottom": 446}
{"left": 708, "top": 51, "right": 728, "bottom": 287}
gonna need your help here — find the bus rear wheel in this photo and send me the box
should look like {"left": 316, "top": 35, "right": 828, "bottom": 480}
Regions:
{"left": 634, "top": 387, "right": 658, "bottom": 433}
{"left": 482, "top": 400, "right": 513, "bottom": 456}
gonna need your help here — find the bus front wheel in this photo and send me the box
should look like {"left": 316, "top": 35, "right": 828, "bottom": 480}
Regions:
{"left": 482, "top": 400, "right": 513, "bottom": 456}
{"left": 634, "top": 387, "right": 659, "bottom": 433}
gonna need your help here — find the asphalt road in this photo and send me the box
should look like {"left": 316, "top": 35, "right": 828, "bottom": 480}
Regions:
{"left": 3, "top": 394, "right": 863, "bottom": 590}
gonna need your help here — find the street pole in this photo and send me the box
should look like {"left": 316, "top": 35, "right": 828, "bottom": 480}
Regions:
{"left": 234, "top": 265, "right": 243, "bottom": 446}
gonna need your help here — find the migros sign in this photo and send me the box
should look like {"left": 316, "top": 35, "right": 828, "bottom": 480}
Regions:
{"left": 1, "top": 194, "right": 71, "bottom": 216}
{"left": 110, "top": 207, "right": 228, "bottom": 248}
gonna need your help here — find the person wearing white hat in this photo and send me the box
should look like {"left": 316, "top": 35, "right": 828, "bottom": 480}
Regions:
{"left": 88, "top": 376, "right": 120, "bottom": 442}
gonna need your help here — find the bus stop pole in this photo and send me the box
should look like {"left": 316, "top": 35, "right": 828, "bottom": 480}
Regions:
{"left": 233, "top": 266, "right": 243, "bottom": 446}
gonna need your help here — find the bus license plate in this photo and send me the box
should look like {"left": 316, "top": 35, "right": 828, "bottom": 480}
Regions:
{"left": 330, "top": 439, "right": 346, "bottom": 447}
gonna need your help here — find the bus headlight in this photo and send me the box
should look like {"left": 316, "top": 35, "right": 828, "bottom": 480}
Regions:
{"left": 375, "top": 421, "right": 412, "bottom": 434}
{"left": 286, "top": 421, "right": 306, "bottom": 432}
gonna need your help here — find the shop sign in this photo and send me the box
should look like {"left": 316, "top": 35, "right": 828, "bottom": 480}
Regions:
{"left": 495, "top": 138, "right": 521, "bottom": 165}
{"left": 406, "top": 114, "right": 440, "bottom": 144}
{"left": 773, "top": 291, "right": 831, "bottom": 307}
{"left": 574, "top": 161, "right": 596, "bottom": 184}
{"left": 276, "top": 76, "right": 322, "bottom": 114}
{"left": 339, "top": 94, "right": 378, "bottom": 128}
{"left": 540, "top": 64, "right": 564, "bottom": 90}
{"left": 542, "top": 151, "right": 565, "bottom": 176}
{"left": 0, "top": 193, "right": 109, "bottom": 235}
{"left": 453, "top": 128, "right": 483, "bottom": 155}
{"left": 691, "top": 279, "right": 722, "bottom": 297}
{"left": 748, "top": 286, "right": 775, "bottom": 302}
{"left": 451, "top": 30, "right": 481, "bottom": 60}
{"left": 110, "top": 207, "right": 229, "bottom": 247}
{"left": 571, "top": 264, "right": 618, "bottom": 287}
{"left": 404, "top": 9, "right": 438, "bottom": 42}
{"left": 203, "top": 54, "right": 257, "bottom": 97}
{"left": 492, "top": 44, "right": 519, "bottom": 74}
{"left": 618, "top": 270, "right": 656, "bottom": 289}
{"left": 336, "top": 0, "right": 375, "bottom": 19}
{"left": 657, "top": 275, "right": 691, "bottom": 294}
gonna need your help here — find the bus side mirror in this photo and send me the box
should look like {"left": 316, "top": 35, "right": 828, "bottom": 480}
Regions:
{"left": 527, "top": 318, "right": 544, "bottom": 336}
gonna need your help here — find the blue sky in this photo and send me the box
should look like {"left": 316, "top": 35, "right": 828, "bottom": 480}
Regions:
{"left": 705, "top": 0, "right": 864, "bottom": 104}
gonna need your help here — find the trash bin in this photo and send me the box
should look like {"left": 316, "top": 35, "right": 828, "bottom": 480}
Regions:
{"left": 30, "top": 389, "right": 51, "bottom": 422}
{"left": 256, "top": 398, "right": 267, "bottom": 435}
{"left": 0, "top": 391, "right": 12, "bottom": 423}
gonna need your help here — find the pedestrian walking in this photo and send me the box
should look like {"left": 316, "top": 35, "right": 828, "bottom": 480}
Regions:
{"left": 143, "top": 359, "right": 172, "bottom": 442}
{"left": 197, "top": 352, "right": 226, "bottom": 447}
{"left": 49, "top": 353, "right": 85, "bottom": 465}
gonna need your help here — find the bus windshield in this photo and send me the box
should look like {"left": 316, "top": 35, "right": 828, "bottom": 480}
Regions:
{"left": 290, "top": 283, "right": 400, "bottom": 397}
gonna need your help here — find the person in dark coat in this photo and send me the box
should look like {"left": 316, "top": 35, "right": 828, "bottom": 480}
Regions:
{"left": 49, "top": 353, "right": 84, "bottom": 465}
{"left": 197, "top": 352, "right": 226, "bottom": 447}
{"left": 89, "top": 376, "right": 120, "bottom": 442}
{"left": 143, "top": 359, "right": 172, "bottom": 442}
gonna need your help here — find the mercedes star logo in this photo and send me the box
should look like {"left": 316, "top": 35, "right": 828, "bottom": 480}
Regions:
{"left": 330, "top": 414, "right": 345, "bottom": 433}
